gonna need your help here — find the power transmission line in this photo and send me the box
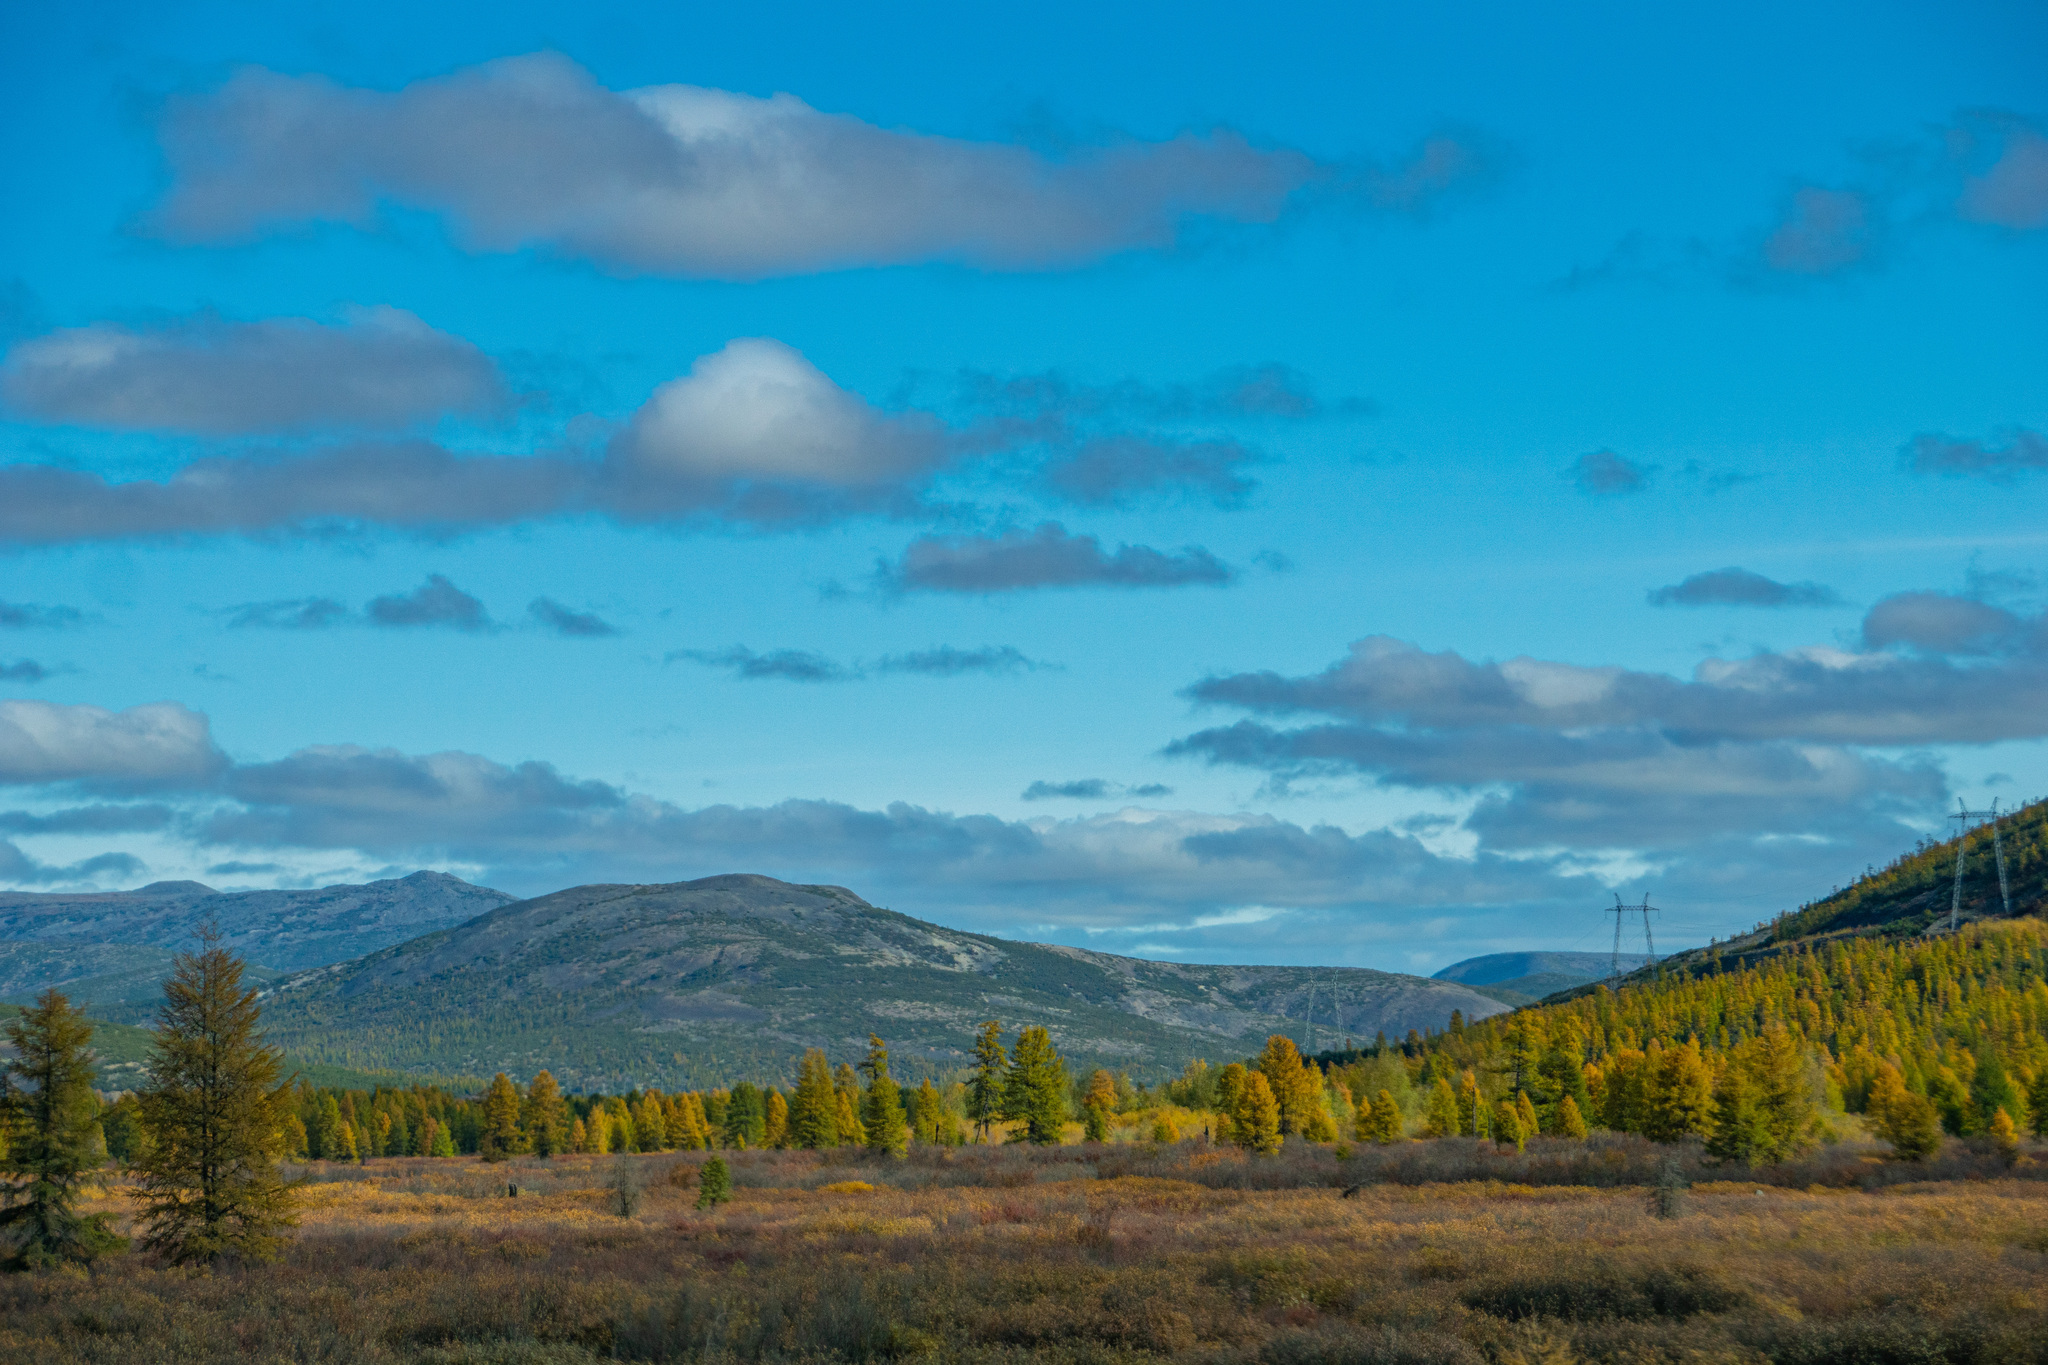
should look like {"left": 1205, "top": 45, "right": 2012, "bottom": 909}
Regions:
{"left": 1606, "top": 893, "right": 1659, "bottom": 985}
{"left": 1947, "top": 798, "right": 2011, "bottom": 932}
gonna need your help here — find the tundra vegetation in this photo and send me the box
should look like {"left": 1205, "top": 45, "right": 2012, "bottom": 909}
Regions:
{"left": 0, "top": 922, "right": 2045, "bottom": 1360}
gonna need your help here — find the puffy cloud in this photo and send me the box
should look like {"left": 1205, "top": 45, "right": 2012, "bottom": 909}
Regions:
{"left": 667, "top": 646, "right": 855, "bottom": 683}
{"left": 527, "top": 598, "right": 618, "bottom": 637}
{"left": 1167, "top": 625, "right": 2048, "bottom": 868}
{"left": 0, "top": 441, "right": 584, "bottom": 546}
{"left": 214, "top": 745, "right": 624, "bottom": 852}
{"left": 0, "top": 306, "right": 507, "bottom": 435}
{"left": 174, "top": 738, "right": 1592, "bottom": 939}
{"left": 607, "top": 338, "right": 948, "bottom": 522}
{"left": 366, "top": 574, "right": 491, "bottom": 630}
{"left": 1760, "top": 186, "right": 1875, "bottom": 275}
{"left": 0, "top": 700, "right": 225, "bottom": 791}
{"left": 1907, "top": 428, "right": 2048, "bottom": 482}
{"left": 1184, "top": 633, "right": 2048, "bottom": 747}
{"left": 148, "top": 55, "right": 1483, "bottom": 279}
{"left": 0, "top": 335, "right": 1329, "bottom": 542}
{"left": 1860, "top": 591, "right": 2038, "bottom": 656}
{"left": 881, "top": 522, "right": 1234, "bottom": 593}
{"left": 1571, "top": 450, "right": 1650, "bottom": 496}
{"left": 1648, "top": 568, "right": 1841, "bottom": 608}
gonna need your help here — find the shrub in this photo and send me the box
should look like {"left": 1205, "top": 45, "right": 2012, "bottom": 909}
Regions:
{"left": 695, "top": 1157, "right": 731, "bottom": 1210}
{"left": 1461, "top": 1265, "right": 1748, "bottom": 1321}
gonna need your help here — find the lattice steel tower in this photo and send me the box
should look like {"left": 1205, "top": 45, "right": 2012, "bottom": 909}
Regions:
{"left": 1606, "top": 893, "right": 1659, "bottom": 985}
{"left": 1947, "top": 798, "right": 2011, "bottom": 932}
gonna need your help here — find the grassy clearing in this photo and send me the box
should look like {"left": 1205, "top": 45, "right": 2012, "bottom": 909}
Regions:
{"left": 6, "top": 1137, "right": 2048, "bottom": 1364}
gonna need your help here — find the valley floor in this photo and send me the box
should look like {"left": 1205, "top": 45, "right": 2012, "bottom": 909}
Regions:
{"left": 8, "top": 1139, "right": 2048, "bottom": 1364}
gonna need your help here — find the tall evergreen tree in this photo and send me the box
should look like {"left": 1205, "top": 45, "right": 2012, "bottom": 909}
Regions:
{"left": 968, "top": 1021, "right": 1007, "bottom": 1142}
{"left": 1749, "top": 1024, "right": 1817, "bottom": 1161}
{"left": 1708, "top": 1065, "right": 1770, "bottom": 1165}
{"left": 1004, "top": 1026, "right": 1069, "bottom": 1145}
{"left": 479, "top": 1073, "right": 526, "bottom": 1161}
{"left": 134, "top": 931, "right": 297, "bottom": 1265}
{"left": 859, "top": 1036, "right": 909, "bottom": 1156}
{"left": 522, "top": 1071, "right": 568, "bottom": 1158}
{"left": 724, "top": 1082, "right": 767, "bottom": 1149}
{"left": 0, "top": 990, "right": 127, "bottom": 1269}
{"left": 764, "top": 1090, "right": 790, "bottom": 1148}
{"left": 788, "top": 1048, "right": 839, "bottom": 1149}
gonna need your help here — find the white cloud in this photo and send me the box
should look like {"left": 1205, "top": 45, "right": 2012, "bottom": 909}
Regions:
{"left": 1, "top": 306, "right": 507, "bottom": 434}
{"left": 0, "top": 701, "right": 224, "bottom": 790}
{"left": 147, "top": 54, "right": 1486, "bottom": 279}
{"left": 614, "top": 338, "right": 944, "bottom": 485}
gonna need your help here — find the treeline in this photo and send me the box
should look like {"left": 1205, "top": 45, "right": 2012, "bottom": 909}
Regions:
{"left": 1386, "top": 919, "right": 2048, "bottom": 1160}
{"left": 274, "top": 1024, "right": 1079, "bottom": 1160}
{"left": 270, "top": 927, "right": 2048, "bottom": 1171}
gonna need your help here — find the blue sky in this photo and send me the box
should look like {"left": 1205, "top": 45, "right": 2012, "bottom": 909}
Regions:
{"left": 1, "top": 0, "right": 2044, "bottom": 973}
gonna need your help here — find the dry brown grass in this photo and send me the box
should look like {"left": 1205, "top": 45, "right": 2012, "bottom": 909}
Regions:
{"left": 5, "top": 1139, "right": 2047, "bottom": 1364}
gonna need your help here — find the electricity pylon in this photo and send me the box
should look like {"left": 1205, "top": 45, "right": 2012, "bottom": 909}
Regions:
{"left": 1606, "top": 894, "right": 1659, "bottom": 985}
{"left": 1947, "top": 798, "right": 2011, "bottom": 932}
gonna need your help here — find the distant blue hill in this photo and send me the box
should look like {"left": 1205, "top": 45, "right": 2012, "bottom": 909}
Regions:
{"left": 1434, "top": 951, "right": 1652, "bottom": 986}
{"left": 1432, "top": 950, "right": 1655, "bottom": 1005}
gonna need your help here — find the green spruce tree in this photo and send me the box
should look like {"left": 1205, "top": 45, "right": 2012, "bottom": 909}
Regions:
{"left": 696, "top": 1155, "right": 731, "bottom": 1209}
{"left": 859, "top": 1035, "right": 909, "bottom": 1156}
{"left": 968, "top": 1021, "right": 1007, "bottom": 1142}
{"left": 1003, "top": 1026, "right": 1069, "bottom": 1145}
{"left": 788, "top": 1049, "right": 840, "bottom": 1149}
{"left": 0, "top": 990, "right": 128, "bottom": 1269}
{"left": 134, "top": 930, "right": 297, "bottom": 1265}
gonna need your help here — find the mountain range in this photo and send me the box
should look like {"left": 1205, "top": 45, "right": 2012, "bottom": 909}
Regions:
{"left": 254, "top": 874, "right": 1509, "bottom": 1090}
{"left": 0, "top": 871, "right": 515, "bottom": 1013}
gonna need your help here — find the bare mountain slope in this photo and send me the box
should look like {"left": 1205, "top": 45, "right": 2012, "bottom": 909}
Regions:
{"left": 0, "top": 871, "right": 514, "bottom": 1012}
{"left": 261, "top": 873, "right": 1508, "bottom": 1091}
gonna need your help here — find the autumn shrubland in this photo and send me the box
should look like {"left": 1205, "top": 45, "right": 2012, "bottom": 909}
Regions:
{"left": 3, "top": 1134, "right": 2047, "bottom": 1364}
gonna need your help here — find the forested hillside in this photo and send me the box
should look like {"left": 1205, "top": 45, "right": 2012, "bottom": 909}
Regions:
{"left": 1733, "top": 795, "right": 2046, "bottom": 955}
{"left": 258, "top": 874, "right": 1505, "bottom": 1089}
